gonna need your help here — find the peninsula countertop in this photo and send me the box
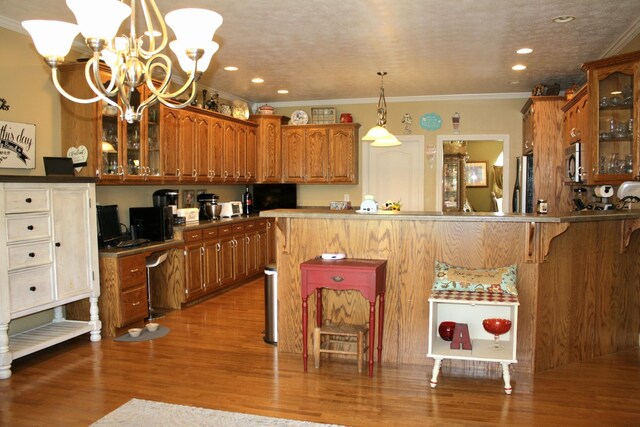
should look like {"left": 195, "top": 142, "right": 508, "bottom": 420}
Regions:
{"left": 260, "top": 208, "right": 640, "bottom": 223}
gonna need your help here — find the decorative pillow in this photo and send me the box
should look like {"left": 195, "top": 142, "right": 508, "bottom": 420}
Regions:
{"left": 432, "top": 261, "right": 517, "bottom": 295}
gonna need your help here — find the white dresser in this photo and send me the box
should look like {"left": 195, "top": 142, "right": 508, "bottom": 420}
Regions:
{"left": 0, "top": 179, "right": 101, "bottom": 379}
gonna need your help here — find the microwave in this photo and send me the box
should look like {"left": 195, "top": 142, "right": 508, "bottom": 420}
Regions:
{"left": 565, "top": 142, "right": 582, "bottom": 183}
{"left": 129, "top": 206, "right": 174, "bottom": 241}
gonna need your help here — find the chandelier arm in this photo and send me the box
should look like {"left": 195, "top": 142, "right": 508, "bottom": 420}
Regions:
{"left": 50, "top": 68, "right": 103, "bottom": 104}
{"left": 138, "top": 0, "right": 168, "bottom": 58}
{"left": 145, "top": 54, "right": 200, "bottom": 100}
{"left": 153, "top": 82, "right": 198, "bottom": 110}
{"left": 84, "top": 58, "right": 125, "bottom": 117}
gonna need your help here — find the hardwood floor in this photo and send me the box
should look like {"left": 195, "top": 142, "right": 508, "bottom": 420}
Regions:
{"left": 2, "top": 278, "right": 640, "bottom": 426}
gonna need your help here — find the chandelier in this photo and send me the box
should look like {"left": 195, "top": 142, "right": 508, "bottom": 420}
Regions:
{"left": 362, "top": 71, "right": 401, "bottom": 147}
{"left": 22, "top": 0, "right": 222, "bottom": 123}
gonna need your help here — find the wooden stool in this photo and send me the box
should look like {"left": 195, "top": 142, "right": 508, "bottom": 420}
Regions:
{"left": 313, "top": 323, "right": 369, "bottom": 373}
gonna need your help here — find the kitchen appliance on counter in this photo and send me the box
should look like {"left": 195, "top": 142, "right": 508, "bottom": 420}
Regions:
{"left": 176, "top": 207, "right": 199, "bottom": 223}
{"left": 197, "top": 193, "right": 220, "bottom": 220}
{"left": 129, "top": 206, "right": 174, "bottom": 241}
{"left": 565, "top": 143, "right": 582, "bottom": 183}
{"left": 152, "top": 189, "right": 179, "bottom": 213}
{"left": 593, "top": 185, "right": 615, "bottom": 210}
{"left": 220, "top": 201, "right": 243, "bottom": 217}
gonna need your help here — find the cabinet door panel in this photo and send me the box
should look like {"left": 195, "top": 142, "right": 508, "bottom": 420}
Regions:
{"left": 223, "top": 122, "right": 237, "bottom": 181}
{"left": 219, "top": 235, "right": 235, "bottom": 286}
{"left": 161, "top": 108, "right": 180, "bottom": 179}
{"left": 179, "top": 113, "right": 197, "bottom": 182}
{"left": 195, "top": 115, "right": 210, "bottom": 182}
{"left": 185, "top": 242, "right": 204, "bottom": 301}
{"left": 236, "top": 124, "right": 247, "bottom": 181}
{"left": 282, "top": 128, "right": 305, "bottom": 182}
{"left": 305, "top": 128, "right": 329, "bottom": 182}
{"left": 203, "top": 239, "right": 220, "bottom": 293}
{"left": 52, "top": 187, "right": 93, "bottom": 300}
{"left": 209, "top": 118, "right": 224, "bottom": 181}
{"left": 329, "top": 127, "right": 356, "bottom": 182}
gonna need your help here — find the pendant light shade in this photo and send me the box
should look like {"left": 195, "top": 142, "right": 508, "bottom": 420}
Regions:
{"left": 363, "top": 71, "right": 401, "bottom": 147}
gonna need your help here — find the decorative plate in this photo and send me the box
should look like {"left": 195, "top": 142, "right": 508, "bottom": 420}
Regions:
{"left": 232, "top": 100, "right": 250, "bottom": 120}
{"left": 290, "top": 110, "right": 309, "bottom": 125}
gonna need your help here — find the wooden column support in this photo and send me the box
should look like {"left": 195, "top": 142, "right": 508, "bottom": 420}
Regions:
{"left": 524, "top": 222, "right": 570, "bottom": 263}
{"left": 621, "top": 218, "right": 640, "bottom": 253}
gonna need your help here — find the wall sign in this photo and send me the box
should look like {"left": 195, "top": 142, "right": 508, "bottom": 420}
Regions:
{"left": 420, "top": 113, "right": 442, "bottom": 131}
{"left": 0, "top": 120, "right": 35, "bottom": 169}
{"left": 67, "top": 145, "right": 88, "bottom": 171}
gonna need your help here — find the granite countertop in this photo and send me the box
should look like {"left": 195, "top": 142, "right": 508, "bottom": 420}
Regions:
{"left": 259, "top": 208, "right": 640, "bottom": 223}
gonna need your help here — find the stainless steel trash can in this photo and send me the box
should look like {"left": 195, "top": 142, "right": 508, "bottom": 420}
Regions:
{"left": 264, "top": 264, "right": 278, "bottom": 344}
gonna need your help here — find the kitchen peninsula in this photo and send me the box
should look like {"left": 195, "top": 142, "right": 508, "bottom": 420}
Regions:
{"left": 261, "top": 208, "right": 640, "bottom": 374}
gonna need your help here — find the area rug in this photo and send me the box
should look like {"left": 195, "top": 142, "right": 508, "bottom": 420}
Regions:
{"left": 113, "top": 326, "right": 170, "bottom": 342}
{"left": 91, "top": 398, "right": 345, "bottom": 427}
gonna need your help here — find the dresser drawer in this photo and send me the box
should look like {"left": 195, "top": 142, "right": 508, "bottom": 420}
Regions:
{"left": 6, "top": 214, "right": 52, "bottom": 243}
{"left": 118, "top": 254, "right": 146, "bottom": 289}
{"left": 4, "top": 188, "right": 50, "bottom": 213}
{"left": 303, "top": 268, "right": 376, "bottom": 292}
{"left": 9, "top": 266, "right": 55, "bottom": 314}
{"left": 7, "top": 241, "right": 53, "bottom": 270}
{"left": 120, "top": 285, "right": 148, "bottom": 325}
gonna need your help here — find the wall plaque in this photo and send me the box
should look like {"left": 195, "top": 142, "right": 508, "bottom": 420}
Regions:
{"left": 0, "top": 120, "right": 35, "bottom": 169}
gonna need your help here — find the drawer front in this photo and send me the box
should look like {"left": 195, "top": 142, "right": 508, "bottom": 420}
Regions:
{"left": 6, "top": 214, "right": 52, "bottom": 243}
{"left": 120, "top": 285, "right": 148, "bottom": 325}
{"left": 245, "top": 221, "right": 256, "bottom": 231}
{"left": 7, "top": 241, "right": 53, "bottom": 270}
{"left": 255, "top": 219, "right": 268, "bottom": 230}
{"left": 9, "top": 266, "right": 55, "bottom": 313}
{"left": 232, "top": 223, "right": 245, "bottom": 233}
{"left": 184, "top": 229, "right": 203, "bottom": 243}
{"left": 218, "top": 224, "right": 233, "bottom": 236}
{"left": 4, "top": 188, "right": 50, "bottom": 213}
{"left": 119, "top": 254, "right": 147, "bottom": 289}
{"left": 304, "top": 268, "right": 374, "bottom": 291}
{"left": 202, "top": 226, "right": 219, "bottom": 240}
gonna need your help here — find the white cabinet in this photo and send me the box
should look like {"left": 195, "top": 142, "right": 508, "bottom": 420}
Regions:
{"left": 427, "top": 290, "right": 519, "bottom": 394}
{"left": 0, "top": 180, "right": 101, "bottom": 379}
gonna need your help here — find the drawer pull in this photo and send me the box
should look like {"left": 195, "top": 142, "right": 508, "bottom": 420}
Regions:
{"left": 25, "top": 197, "right": 32, "bottom": 203}
{"left": 132, "top": 301, "right": 140, "bottom": 306}
{"left": 130, "top": 268, "right": 139, "bottom": 273}
{"left": 29, "top": 252, "right": 35, "bottom": 257}
{"left": 29, "top": 286, "right": 36, "bottom": 292}
{"left": 27, "top": 225, "right": 34, "bottom": 230}
{"left": 332, "top": 276, "right": 344, "bottom": 282}
{"left": 55, "top": 242, "right": 61, "bottom": 247}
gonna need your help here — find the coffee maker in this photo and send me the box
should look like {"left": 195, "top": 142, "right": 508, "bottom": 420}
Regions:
{"left": 152, "top": 189, "right": 179, "bottom": 222}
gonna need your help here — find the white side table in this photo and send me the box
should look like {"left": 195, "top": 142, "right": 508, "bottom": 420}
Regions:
{"left": 427, "top": 290, "right": 519, "bottom": 394}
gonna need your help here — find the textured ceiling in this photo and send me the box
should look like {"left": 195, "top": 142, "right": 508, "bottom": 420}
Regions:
{"left": 2, "top": 0, "right": 640, "bottom": 105}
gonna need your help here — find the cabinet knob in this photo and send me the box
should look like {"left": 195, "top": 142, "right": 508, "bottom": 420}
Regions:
{"left": 25, "top": 197, "right": 32, "bottom": 203}
{"left": 55, "top": 242, "right": 61, "bottom": 247}
{"left": 29, "top": 252, "right": 35, "bottom": 257}
{"left": 331, "top": 276, "right": 344, "bottom": 282}
{"left": 27, "top": 225, "right": 34, "bottom": 230}
{"left": 29, "top": 286, "right": 36, "bottom": 292}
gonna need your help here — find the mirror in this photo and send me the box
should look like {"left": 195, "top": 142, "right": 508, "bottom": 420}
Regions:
{"left": 436, "top": 134, "right": 510, "bottom": 213}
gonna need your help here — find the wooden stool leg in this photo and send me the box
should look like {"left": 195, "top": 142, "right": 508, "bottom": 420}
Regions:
{"left": 356, "top": 330, "right": 364, "bottom": 373}
{"left": 313, "top": 327, "right": 321, "bottom": 369}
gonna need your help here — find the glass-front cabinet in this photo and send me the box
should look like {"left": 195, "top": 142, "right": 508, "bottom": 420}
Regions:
{"left": 583, "top": 51, "right": 640, "bottom": 184}
{"left": 443, "top": 153, "right": 466, "bottom": 211}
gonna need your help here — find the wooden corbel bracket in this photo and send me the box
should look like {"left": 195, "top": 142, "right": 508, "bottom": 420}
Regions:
{"left": 620, "top": 218, "right": 640, "bottom": 253}
{"left": 524, "top": 222, "right": 570, "bottom": 263}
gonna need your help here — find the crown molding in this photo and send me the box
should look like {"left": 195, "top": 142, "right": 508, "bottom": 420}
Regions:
{"left": 601, "top": 15, "right": 640, "bottom": 58}
{"left": 264, "top": 92, "right": 531, "bottom": 109}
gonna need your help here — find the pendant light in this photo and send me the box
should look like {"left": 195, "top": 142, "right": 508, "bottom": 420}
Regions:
{"left": 362, "top": 71, "right": 401, "bottom": 147}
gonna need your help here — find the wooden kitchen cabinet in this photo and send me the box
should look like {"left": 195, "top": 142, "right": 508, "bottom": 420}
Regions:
{"left": 582, "top": 51, "right": 640, "bottom": 184}
{"left": 251, "top": 114, "right": 285, "bottom": 182}
{"left": 0, "top": 180, "right": 101, "bottom": 379}
{"left": 282, "top": 123, "right": 359, "bottom": 184}
{"left": 181, "top": 225, "right": 222, "bottom": 302}
{"left": 520, "top": 96, "right": 570, "bottom": 213}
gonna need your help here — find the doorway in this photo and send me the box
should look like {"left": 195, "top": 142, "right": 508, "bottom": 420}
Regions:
{"left": 435, "top": 134, "right": 510, "bottom": 213}
{"left": 362, "top": 135, "right": 425, "bottom": 211}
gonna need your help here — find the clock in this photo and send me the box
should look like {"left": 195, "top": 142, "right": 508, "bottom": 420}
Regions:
{"left": 290, "top": 110, "right": 309, "bottom": 125}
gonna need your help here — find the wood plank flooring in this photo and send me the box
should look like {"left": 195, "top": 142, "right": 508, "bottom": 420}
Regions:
{"left": 1, "top": 278, "right": 640, "bottom": 426}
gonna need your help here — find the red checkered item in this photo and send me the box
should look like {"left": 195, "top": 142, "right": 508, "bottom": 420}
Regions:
{"left": 429, "top": 290, "right": 519, "bottom": 305}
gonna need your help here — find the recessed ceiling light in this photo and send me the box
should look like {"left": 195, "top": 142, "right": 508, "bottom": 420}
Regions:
{"left": 224, "top": 66, "right": 238, "bottom": 71}
{"left": 512, "top": 64, "right": 527, "bottom": 71}
{"left": 252, "top": 78, "right": 264, "bottom": 83}
{"left": 277, "top": 89, "right": 289, "bottom": 94}
{"left": 552, "top": 15, "right": 575, "bottom": 24}
{"left": 517, "top": 48, "right": 533, "bottom": 54}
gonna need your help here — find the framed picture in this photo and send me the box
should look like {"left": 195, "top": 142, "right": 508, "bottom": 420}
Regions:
{"left": 310, "top": 107, "right": 336, "bottom": 124}
{"left": 466, "top": 161, "right": 488, "bottom": 187}
{"left": 182, "top": 190, "right": 196, "bottom": 208}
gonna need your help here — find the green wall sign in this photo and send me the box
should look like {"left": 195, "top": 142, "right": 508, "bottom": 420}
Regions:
{"left": 419, "top": 113, "right": 442, "bottom": 131}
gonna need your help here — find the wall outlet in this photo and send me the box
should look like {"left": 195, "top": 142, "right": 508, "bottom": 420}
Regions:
{"left": 343, "top": 194, "right": 350, "bottom": 202}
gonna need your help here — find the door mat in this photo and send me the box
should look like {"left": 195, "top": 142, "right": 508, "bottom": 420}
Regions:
{"left": 114, "top": 326, "right": 170, "bottom": 342}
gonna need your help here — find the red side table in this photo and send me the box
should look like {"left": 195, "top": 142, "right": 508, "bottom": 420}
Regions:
{"left": 300, "top": 258, "right": 387, "bottom": 377}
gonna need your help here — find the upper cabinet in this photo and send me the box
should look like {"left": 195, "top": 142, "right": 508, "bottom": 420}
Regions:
{"left": 250, "top": 115, "right": 286, "bottom": 183}
{"left": 281, "top": 123, "right": 360, "bottom": 184}
{"left": 582, "top": 51, "right": 640, "bottom": 184}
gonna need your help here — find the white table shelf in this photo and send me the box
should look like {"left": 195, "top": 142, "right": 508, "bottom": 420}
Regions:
{"left": 427, "top": 290, "right": 519, "bottom": 394}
